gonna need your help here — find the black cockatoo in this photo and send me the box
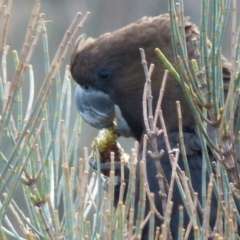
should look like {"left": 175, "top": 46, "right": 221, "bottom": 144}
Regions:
{"left": 70, "top": 14, "right": 233, "bottom": 239}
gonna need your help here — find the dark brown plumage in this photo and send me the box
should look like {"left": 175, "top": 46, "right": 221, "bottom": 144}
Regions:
{"left": 70, "top": 14, "right": 235, "bottom": 239}
{"left": 71, "top": 14, "right": 231, "bottom": 141}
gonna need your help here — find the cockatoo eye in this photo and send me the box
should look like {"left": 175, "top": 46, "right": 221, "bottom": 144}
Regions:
{"left": 95, "top": 67, "right": 114, "bottom": 81}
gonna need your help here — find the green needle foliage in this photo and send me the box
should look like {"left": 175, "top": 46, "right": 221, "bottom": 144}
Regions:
{"left": 0, "top": 0, "right": 240, "bottom": 239}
